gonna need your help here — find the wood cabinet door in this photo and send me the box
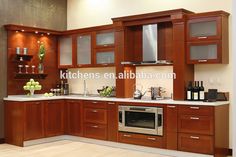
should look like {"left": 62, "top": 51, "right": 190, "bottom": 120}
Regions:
{"left": 45, "top": 100, "right": 64, "bottom": 137}
{"left": 178, "top": 133, "right": 214, "bottom": 154}
{"left": 83, "top": 123, "right": 107, "bottom": 140}
{"left": 178, "top": 115, "right": 214, "bottom": 135}
{"left": 84, "top": 108, "right": 107, "bottom": 124}
{"left": 24, "top": 101, "right": 44, "bottom": 140}
{"left": 107, "top": 102, "right": 118, "bottom": 142}
{"left": 166, "top": 105, "right": 178, "bottom": 150}
{"left": 67, "top": 100, "right": 83, "bottom": 136}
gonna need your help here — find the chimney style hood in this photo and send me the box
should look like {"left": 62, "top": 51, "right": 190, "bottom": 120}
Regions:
{"left": 121, "top": 24, "right": 172, "bottom": 65}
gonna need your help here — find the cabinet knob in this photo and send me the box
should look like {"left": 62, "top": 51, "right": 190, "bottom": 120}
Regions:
{"left": 167, "top": 105, "right": 176, "bottom": 108}
{"left": 198, "top": 36, "right": 207, "bottom": 39}
{"left": 190, "top": 107, "right": 199, "bottom": 110}
{"left": 123, "top": 134, "right": 131, "bottom": 137}
{"left": 190, "top": 136, "right": 200, "bottom": 140}
{"left": 147, "top": 137, "right": 156, "bottom": 141}
{"left": 198, "top": 60, "right": 207, "bottom": 62}
{"left": 190, "top": 117, "right": 200, "bottom": 120}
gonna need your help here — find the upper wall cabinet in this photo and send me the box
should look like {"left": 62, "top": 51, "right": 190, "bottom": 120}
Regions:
{"left": 58, "top": 36, "right": 74, "bottom": 68}
{"left": 186, "top": 11, "right": 229, "bottom": 64}
{"left": 76, "top": 34, "right": 92, "bottom": 67}
{"left": 94, "top": 30, "right": 115, "bottom": 65}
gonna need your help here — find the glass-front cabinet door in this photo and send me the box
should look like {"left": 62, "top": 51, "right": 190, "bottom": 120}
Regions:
{"left": 95, "top": 50, "right": 115, "bottom": 65}
{"left": 77, "top": 34, "right": 92, "bottom": 67}
{"left": 96, "top": 31, "right": 115, "bottom": 47}
{"left": 187, "top": 16, "right": 221, "bottom": 41}
{"left": 59, "top": 37, "right": 73, "bottom": 68}
{"left": 187, "top": 41, "right": 221, "bottom": 64}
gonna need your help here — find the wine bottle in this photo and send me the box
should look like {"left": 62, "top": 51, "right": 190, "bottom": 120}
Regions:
{"left": 199, "top": 81, "right": 205, "bottom": 101}
{"left": 193, "top": 81, "right": 199, "bottom": 101}
{"left": 186, "top": 81, "right": 192, "bottom": 101}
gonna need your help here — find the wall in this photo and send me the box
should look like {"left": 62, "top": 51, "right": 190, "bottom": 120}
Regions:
{"left": 67, "top": 0, "right": 233, "bottom": 147}
{"left": 0, "top": 0, "right": 67, "bottom": 138}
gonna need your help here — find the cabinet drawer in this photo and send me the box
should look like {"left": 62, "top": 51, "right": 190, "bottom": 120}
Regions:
{"left": 178, "top": 115, "right": 213, "bottom": 135}
{"left": 179, "top": 105, "right": 214, "bottom": 116}
{"left": 83, "top": 101, "right": 107, "bottom": 109}
{"left": 178, "top": 133, "right": 214, "bottom": 154}
{"left": 84, "top": 108, "right": 107, "bottom": 124}
{"left": 84, "top": 123, "right": 107, "bottom": 140}
{"left": 118, "top": 132, "right": 164, "bottom": 148}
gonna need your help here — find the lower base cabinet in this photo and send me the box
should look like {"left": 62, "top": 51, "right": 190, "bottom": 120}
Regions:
{"left": 84, "top": 123, "right": 107, "bottom": 140}
{"left": 178, "top": 133, "right": 214, "bottom": 154}
{"left": 45, "top": 100, "right": 65, "bottom": 137}
{"left": 118, "top": 132, "right": 164, "bottom": 148}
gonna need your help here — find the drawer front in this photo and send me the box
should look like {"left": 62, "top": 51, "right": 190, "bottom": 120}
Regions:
{"left": 83, "top": 101, "right": 107, "bottom": 109}
{"left": 118, "top": 132, "right": 164, "bottom": 148}
{"left": 179, "top": 105, "right": 214, "bottom": 116}
{"left": 178, "top": 133, "right": 214, "bottom": 154}
{"left": 84, "top": 123, "right": 107, "bottom": 140}
{"left": 178, "top": 115, "right": 213, "bottom": 135}
{"left": 84, "top": 108, "right": 107, "bottom": 124}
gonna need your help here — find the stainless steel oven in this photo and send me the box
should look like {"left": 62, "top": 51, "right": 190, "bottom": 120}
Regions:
{"left": 118, "top": 105, "right": 163, "bottom": 136}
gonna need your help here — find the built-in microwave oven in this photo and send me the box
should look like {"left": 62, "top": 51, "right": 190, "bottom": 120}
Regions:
{"left": 118, "top": 105, "right": 163, "bottom": 136}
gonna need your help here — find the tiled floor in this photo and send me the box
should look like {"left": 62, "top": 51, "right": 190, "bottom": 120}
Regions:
{"left": 0, "top": 140, "right": 171, "bottom": 157}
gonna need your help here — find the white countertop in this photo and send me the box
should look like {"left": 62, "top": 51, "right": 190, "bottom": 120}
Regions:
{"left": 3, "top": 95, "right": 229, "bottom": 106}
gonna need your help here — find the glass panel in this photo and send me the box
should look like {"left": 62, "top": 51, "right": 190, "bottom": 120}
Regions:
{"left": 59, "top": 37, "right": 72, "bottom": 65}
{"left": 125, "top": 111, "right": 155, "bottom": 129}
{"left": 190, "top": 21, "right": 217, "bottom": 37}
{"left": 190, "top": 44, "right": 217, "bottom": 60}
{"left": 96, "top": 51, "right": 114, "bottom": 64}
{"left": 96, "top": 32, "right": 114, "bottom": 45}
{"left": 77, "top": 35, "right": 91, "bottom": 65}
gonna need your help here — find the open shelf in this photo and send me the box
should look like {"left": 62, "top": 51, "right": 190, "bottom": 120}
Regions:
{"left": 14, "top": 73, "right": 48, "bottom": 79}
{"left": 14, "top": 54, "right": 33, "bottom": 62}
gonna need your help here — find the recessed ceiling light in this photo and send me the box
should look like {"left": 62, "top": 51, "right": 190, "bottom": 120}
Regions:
{"left": 47, "top": 33, "right": 50, "bottom": 35}
{"left": 15, "top": 31, "right": 19, "bottom": 33}
{"left": 21, "top": 30, "right": 24, "bottom": 32}
{"left": 35, "top": 31, "right": 38, "bottom": 34}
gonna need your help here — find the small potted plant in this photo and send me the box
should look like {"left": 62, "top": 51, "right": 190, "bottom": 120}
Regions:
{"left": 38, "top": 43, "right": 46, "bottom": 73}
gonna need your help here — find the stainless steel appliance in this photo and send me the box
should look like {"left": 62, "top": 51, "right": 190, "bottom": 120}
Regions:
{"left": 119, "top": 105, "right": 163, "bottom": 136}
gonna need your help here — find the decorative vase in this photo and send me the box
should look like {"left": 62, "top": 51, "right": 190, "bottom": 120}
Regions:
{"left": 38, "top": 62, "right": 44, "bottom": 74}
{"left": 29, "top": 89, "right": 35, "bottom": 96}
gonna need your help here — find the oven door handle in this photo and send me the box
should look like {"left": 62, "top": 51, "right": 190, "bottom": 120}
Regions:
{"left": 157, "top": 113, "right": 163, "bottom": 136}
{"left": 128, "top": 107, "right": 150, "bottom": 111}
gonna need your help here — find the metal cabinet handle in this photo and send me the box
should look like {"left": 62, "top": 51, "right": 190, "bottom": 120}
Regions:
{"left": 190, "top": 136, "right": 200, "bottom": 139}
{"left": 108, "top": 102, "right": 115, "bottom": 105}
{"left": 91, "top": 125, "right": 98, "bottom": 128}
{"left": 92, "top": 102, "right": 98, "bottom": 104}
{"left": 190, "top": 107, "right": 199, "bottom": 110}
{"left": 123, "top": 134, "right": 131, "bottom": 137}
{"left": 198, "top": 60, "right": 207, "bottom": 62}
{"left": 167, "top": 105, "right": 176, "bottom": 108}
{"left": 92, "top": 110, "right": 98, "bottom": 113}
{"left": 35, "top": 102, "right": 40, "bottom": 105}
{"left": 198, "top": 36, "right": 207, "bottom": 39}
{"left": 102, "top": 64, "right": 108, "bottom": 66}
{"left": 147, "top": 137, "right": 156, "bottom": 141}
{"left": 103, "top": 44, "right": 108, "bottom": 47}
{"left": 190, "top": 117, "right": 200, "bottom": 120}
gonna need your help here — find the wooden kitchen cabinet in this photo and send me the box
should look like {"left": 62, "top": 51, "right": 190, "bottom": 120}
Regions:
{"left": 107, "top": 102, "right": 118, "bottom": 142}
{"left": 66, "top": 100, "right": 83, "bottom": 136}
{"left": 166, "top": 105, "right": 178, "bottom": 150}
{"left": 186, "top": 11, "right": 229, "bottom": 64}
{"left": 24, "top": 101, "right": 44, "bottom": 141}
{"left": 178, "top": 133, "right": 214, "bottom": 154}
{"left": 45, "top": 100, "right": 65, "bottom": 137}
{"left": 76, "top": 34, "right": 92, "bottom": 67}
{"left": 58, "top": 36, "right": 74, "bottom": 68}
{"left": 118, "top": 132, "right": 164, "bottom": 148}
{"left": 83, "top": 101, "right": 108, "bottom": 140}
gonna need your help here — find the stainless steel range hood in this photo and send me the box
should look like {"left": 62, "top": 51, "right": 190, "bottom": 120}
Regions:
{"left": 121, "top": 24, "right": 172, "bottom": 65}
